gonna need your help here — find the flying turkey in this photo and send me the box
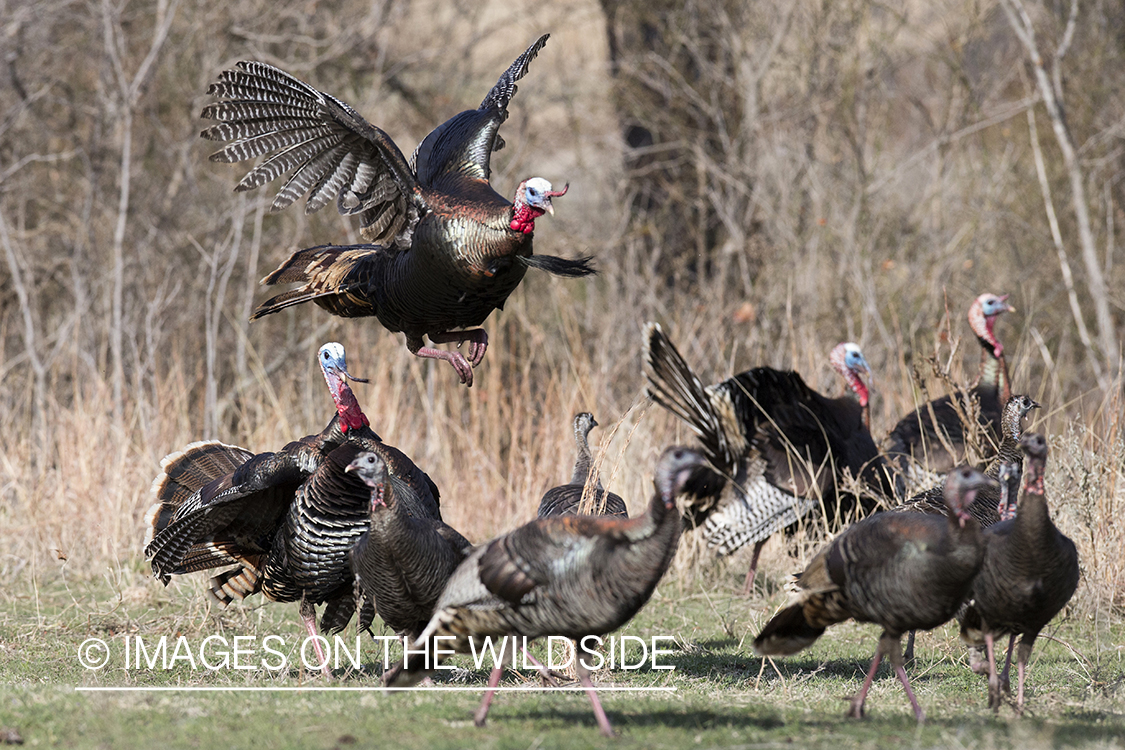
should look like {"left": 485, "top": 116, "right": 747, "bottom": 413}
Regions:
{"left": 959, "top": 433, "right": 1079, "bottom": 712}
{"left": 201, "top": 35, "right": 594, "bottom": 386}
{"left": 385, "top": 446, "right": 707, "bottom": 737}
{"left": 144, "top": 343, "right": 440, "bottom": 672}
{"left": 643, "top": 323, "right": 891, "bottom": 595}
{"left": 537, "top": 412, "right": 628, "bottom": 518}
{"left": 753, "top": 466, "right": 996, "bottom": 722}
{"left": 883, "top": 293, "right": 1015, "bottom": 489}
{"left": 346, "top": 451, "right": 472, "bottom": 641}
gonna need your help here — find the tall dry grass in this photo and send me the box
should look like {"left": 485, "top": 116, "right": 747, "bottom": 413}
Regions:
{"left": 1, "top": 0, "right": 1123, "bottom": 624}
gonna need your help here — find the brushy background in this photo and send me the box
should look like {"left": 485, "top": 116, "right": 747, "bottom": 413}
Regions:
{"left": 1, "top": 0, "right": 1122, "bottom": 629}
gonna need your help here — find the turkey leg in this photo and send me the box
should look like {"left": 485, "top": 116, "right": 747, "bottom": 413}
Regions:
{"left": 741, "top": 538, "right": 768, "bottom": 596}
{"left": 847, "top": 638, "right": 885, "bottom": 719}
{"left": 887, "top": 636, "right": 925, "bottom": 722}
{"left": 985, "top": 632, "right": 1003, "bottom": 711}
{"left": 999, "top": 633, "right": 1016, "bottom": 695}
{"left": 577, "top": 650, "right": 615, "bottom": 737}
{"left": 299, "top": 599, "right": 332, "bottom": 679}
{"left": 473, "top": 665, "right": 504, "bottom": 727}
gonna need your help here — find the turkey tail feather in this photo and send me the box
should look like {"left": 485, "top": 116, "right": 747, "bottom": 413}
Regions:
{"left": 752, "top": 603, "right": 825, "bottom": 656}
{"left": 145, "top": 441, "right": 254, "bottom": 547}
{"left": 642, "top": 323, "right": 732, "bottom": 469}
{"left": 209, "top": 564, "right": 262, "bottom": 606}
{"left": 251, "top": 288, "right": 337, "bottom": 319}
{"left": 518, "top": 254, "right": 596, "bottom": 278}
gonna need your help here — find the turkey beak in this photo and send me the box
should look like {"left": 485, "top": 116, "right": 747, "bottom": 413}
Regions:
{"left": 999, "top": 294, "right": 1015, "bottom": 313}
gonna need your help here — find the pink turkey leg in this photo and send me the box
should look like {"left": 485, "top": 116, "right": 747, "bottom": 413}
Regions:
{"left": 299, "top": 600, "right": 332, "bottom": 679}
{"left": 473, "top": 665, "right": 504, "bottom": 728}
{"left": 577, "top": 654, "right": 615, "bottom": 737}
{"left": 847, "top": 638, "right": 884, "bottom": 719}
{"left": 741, "top": 538, "right": 768, "bottom": 596}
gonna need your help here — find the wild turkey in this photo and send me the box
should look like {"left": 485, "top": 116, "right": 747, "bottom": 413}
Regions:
{"left": 895, "top": 394, "right": 1038, "bottom": 527}
{"left": 201, "top": 35, "right": 594, "bottom": 387}
{"left": 959, "top": 433, "right": 1079, "bottom": 712}
{"left": 144, "top": 343, "right": 440, "bottom": 670}
{"left": 537, "top": 413, "right": 628, "bottom": 518}
{"left": 753, "top": 466, "right": 996, "bottom": 722}
{"left": 643, "top": 323, "right": 891, "bottom": 595}
{"left": 892, "top": 393, "right": 1036, "bottom": 662}
{"left": 883, "top": 293, "right": 1015, "bottom": 487}
{"left": 385, "top": 446, "right": 707, "bottom": 737}
{"left": 346, "top": 451, "right": 472, "bottom": 641}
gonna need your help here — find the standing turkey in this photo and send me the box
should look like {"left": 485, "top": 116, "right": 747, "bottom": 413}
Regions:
{"left": 892, "top": 393, "right": 1036, "bottom": 662}
{"left": 959, "top": 433, "right": 1079, "bottom": 712}
{"left": 201, "top": 35, "right": 594, "bottom": 387}
{"left": 537, "top": 412, "right": 628, "bottom": 518}
{"left": 753, "top": 466, "right": 996, "bottom": 722}
{"left": 883, "top": 293, "right": 1015, "bottom": 489}
{"left": 895, "top": 394, "right": 1038, "bottom": 527}
{"left": 346, "top": 450, "right": 472, "bottom": 641}
{"left": 385, "top": 446, "right": 707, "bottom": 737}
{"left": 643, "top": 323, "right": 891, "bottom": 595}
{"left": 144, "top": 343, "right": 440, "bottom": 671}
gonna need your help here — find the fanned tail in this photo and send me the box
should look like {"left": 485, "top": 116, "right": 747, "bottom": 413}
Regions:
{"left": 209, "top": 563, "right": 262, "bottom": 606}
{"left": 518, "top": 253, "right": 596, "bottom": 278}
{"left": 145, "top": 441, "right": 254, "bottom": 547}
{"left": 642, "top": 323, "right": 732, "bottom": 469}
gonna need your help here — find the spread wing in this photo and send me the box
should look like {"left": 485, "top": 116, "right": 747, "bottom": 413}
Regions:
{"left": 201, "top": 61, "right": 419, "bottom": 245}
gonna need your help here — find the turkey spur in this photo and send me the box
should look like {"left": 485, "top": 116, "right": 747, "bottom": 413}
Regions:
{"left": 201, "top": 34, "right": 594, "bottom": 386}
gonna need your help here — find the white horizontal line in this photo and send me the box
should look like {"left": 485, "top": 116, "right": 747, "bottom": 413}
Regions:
{"left": 75, "top": 686, "right": 676, "bottom": 693}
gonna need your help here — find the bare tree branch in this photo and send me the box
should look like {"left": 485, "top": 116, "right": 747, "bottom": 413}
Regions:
{"left": 1025, "top": 107, "right": 1107, "bottom": 390}
{"left": 999, "top": 0, "right": 1119, "bottom": 375}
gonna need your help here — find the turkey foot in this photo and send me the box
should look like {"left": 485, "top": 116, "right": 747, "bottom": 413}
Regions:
{"left": 408, "top": 334, "right": 477, "bottom": 387}
{"left": 429, "top": 329, "right": 489, "bottom": 367}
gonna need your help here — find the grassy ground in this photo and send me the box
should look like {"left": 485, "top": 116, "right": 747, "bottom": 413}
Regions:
{"left": 3, "top": 564, "right": 1122, "bottom": 749}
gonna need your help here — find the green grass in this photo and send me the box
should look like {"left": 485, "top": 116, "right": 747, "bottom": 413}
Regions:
{"left": 3, "top": 567, "right": 1123, "bottom": 749}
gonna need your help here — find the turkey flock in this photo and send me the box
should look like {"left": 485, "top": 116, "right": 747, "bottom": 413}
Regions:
{"left": 143, "top": 34, "right": 1081, "bottom": 736}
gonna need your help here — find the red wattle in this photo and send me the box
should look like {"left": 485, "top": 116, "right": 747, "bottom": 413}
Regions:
{"left": 510, "top": 203, "right": 542, "bottom": 234}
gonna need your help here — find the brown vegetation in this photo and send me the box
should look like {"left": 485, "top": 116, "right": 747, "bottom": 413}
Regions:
{"left": 1, "top": 0, "right": 1122, "bottom": 624}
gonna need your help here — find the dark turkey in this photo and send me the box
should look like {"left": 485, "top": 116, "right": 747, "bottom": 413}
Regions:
{"left": 883, "top": 293, "right": 1015, "bottom": 489}
{"left": 537, "top": 412, "right": 628, "bottom": 518}
{"left": 346, "top": 451, "right": 472, "bottom": 641}
{"left": 753, "top": 466, "right": 996, "bottom": 722}
{"left": 895, "top": 394, "right": 1038, "bottom": 527}
{"left": 201, "top": 34, "right": 594, "bottom": 386}
{"left": 643, "top": 323, "right": 891, "bottom": 595}
{"left": 145, "top": 342, "right": 374, "bottom": 590}
{"left": 385, "top": 446, "right": 706, "bottom": 737}
{"left": 144, "top": 343, "right": 440, "bottom": 671}
{"left": 959, "top": 433, "right": 1079, "bottom": 712}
